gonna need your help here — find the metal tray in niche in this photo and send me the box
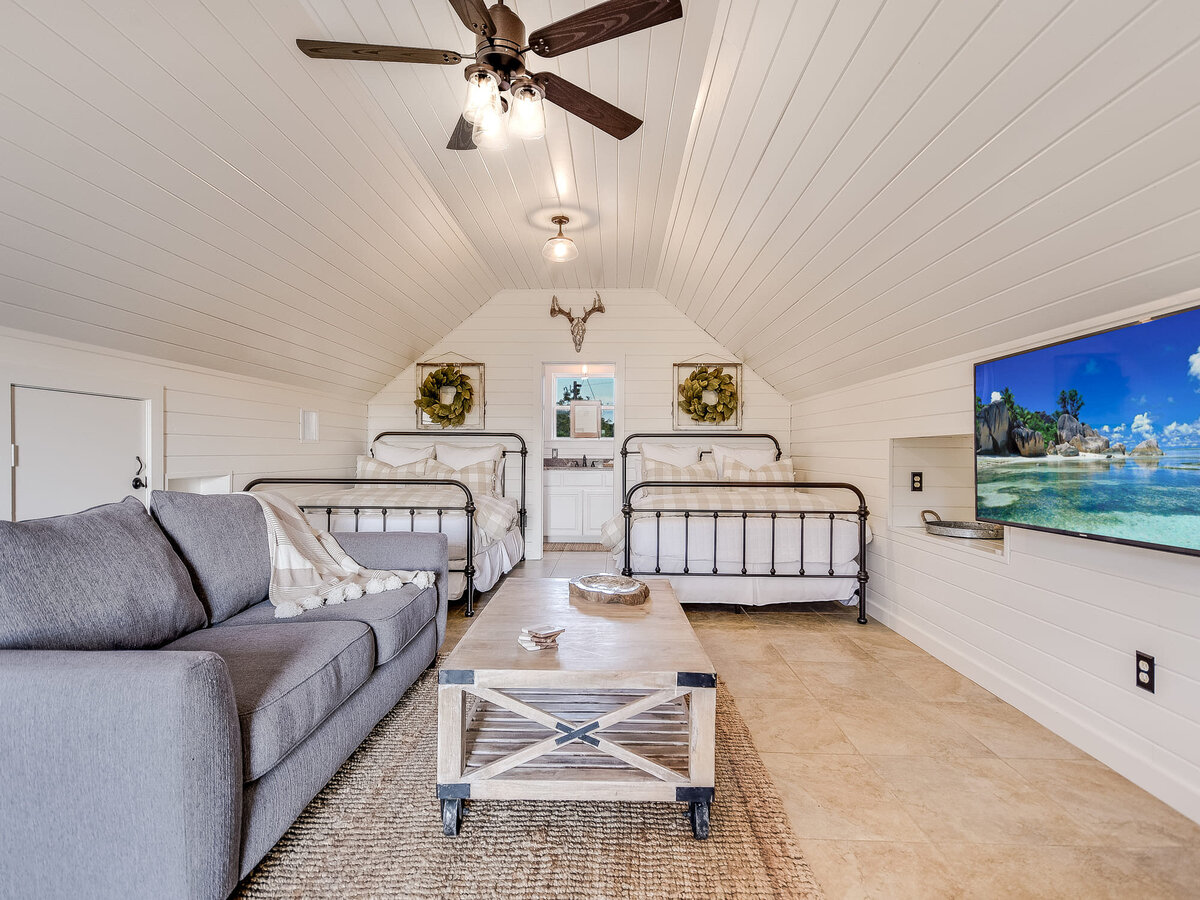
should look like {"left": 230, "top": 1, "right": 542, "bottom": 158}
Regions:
{"left": 921, "top": 510, "right": 1003, "bottom": 540}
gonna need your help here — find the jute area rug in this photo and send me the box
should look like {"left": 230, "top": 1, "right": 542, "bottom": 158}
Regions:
{"left": 238, "top": 667, "right": 823, "bottom": 900}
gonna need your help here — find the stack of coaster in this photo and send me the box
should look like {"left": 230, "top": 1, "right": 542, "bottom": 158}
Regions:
{"left": 517, "top": 624, "right": 565, "bottom": 652}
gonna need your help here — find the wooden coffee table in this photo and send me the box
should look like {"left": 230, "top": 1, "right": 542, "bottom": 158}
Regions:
{"left": 436, "top": 577, "right": 717, "bottom": 838}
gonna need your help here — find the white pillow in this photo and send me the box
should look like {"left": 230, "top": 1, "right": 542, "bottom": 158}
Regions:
{"left": 638, "top": 442, "right": 699, "bottom": 467}
{"left": 371, "top": 441, "right": 434, "bottom": 468}
{"left": 710, "top": 443, "right": 778, "bottom": 477}
{"left": 723, "top": 458, "right": 795, "bottom": 483}
{"left": 435, "top": 442, "right": 505, "bottom": 471}
{"left": 356, "top": 456, "right": 428, "bottom": 479}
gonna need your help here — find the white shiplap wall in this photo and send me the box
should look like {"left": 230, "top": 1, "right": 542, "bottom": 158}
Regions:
{"left": 368, "top": 288, "right": 791, "bottom": 557}
{"left": 789, "top": 292, "right": 1200, "bottom": 824}
{"left": 0, "top": 325, "right": 365, "bottom": 519}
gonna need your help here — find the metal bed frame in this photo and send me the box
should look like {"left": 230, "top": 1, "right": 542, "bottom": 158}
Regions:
{"left": 244, "top": 431, "right": 527, "bottom": 618}
{"left": 619, "top": 432, "right": 870, "bottom": 624}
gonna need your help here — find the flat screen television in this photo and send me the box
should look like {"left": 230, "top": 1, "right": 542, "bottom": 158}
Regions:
{"left": 974, "top": 304, "right": 1200, "bottom": 557}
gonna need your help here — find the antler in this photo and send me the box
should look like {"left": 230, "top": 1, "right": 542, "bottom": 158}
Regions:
{"left": 550, "top": 295, "right": 574, "bottom": 322}
{"left": 581, "top": 291, "right": 605, "bottom": 322}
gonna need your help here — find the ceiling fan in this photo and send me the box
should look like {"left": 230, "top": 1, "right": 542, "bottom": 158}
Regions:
{"left": 297, "top": 0, "right": 684, "bottom": 151}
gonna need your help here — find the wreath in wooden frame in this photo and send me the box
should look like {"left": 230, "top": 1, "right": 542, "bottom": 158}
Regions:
{"left": 414, "top": 364, "right": 474, "bottom": 428}
{"left": 678, "top": 364, "right": 738, "bottom": 423}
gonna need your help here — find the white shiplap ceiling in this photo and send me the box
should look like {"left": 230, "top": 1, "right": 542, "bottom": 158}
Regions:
{"left": 2, "top": 0, "right": 1199, "bottom": 401}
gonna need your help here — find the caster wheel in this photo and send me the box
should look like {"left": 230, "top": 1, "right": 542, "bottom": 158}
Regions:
{"left": 688, "top": 800, "right": 710, "bottom": 840}
{"left": 441, "top": 798, "right": 463, "bottom": 836}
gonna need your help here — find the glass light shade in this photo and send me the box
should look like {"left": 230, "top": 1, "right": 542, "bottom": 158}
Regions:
{"left": 542, "top": 234, "right": 578, "bottom": 262}
{"left": 462, "top": 70, "right": 499, "bottom": 125}
{"left": 508, "top": 86, "right": 546, "bottom": 141}
{"left": 472, "top": 98, "right": 509, "bottom": 151}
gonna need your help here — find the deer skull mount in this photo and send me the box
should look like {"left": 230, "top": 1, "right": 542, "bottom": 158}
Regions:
{"left": 550, "top": 292, "right": 605, "bottom": 353}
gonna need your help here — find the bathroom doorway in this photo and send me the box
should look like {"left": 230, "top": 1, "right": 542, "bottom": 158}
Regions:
{"left": 542, "top": 363, "right": 616, "bottom": 549}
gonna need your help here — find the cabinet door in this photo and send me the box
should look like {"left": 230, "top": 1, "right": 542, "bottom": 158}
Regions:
{"left": 582, "top": 489, "right": 614, "bottom": 538}
{"left": 545, "top": 488, "right": 583, "bottom": 539}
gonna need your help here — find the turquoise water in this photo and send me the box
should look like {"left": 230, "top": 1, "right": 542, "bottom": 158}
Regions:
{"left": 976, "top": 448, "right": 1200, "bottom": 552}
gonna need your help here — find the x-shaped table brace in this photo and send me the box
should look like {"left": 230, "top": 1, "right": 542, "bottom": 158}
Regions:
{"left": 461, "top": 686, "right": 691, "bottom": 784}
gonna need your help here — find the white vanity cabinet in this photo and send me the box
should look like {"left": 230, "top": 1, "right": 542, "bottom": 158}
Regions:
{"left": 544, "top": 468, "right": 615, "bottom": 541}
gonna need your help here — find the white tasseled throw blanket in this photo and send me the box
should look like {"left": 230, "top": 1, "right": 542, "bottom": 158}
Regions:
{"left": 250, "top": 492, "right": 436, "bottom": 619}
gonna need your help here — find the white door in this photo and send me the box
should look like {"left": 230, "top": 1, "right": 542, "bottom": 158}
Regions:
{"left": 12, "top": 386, "right": 148, "bottom": 520}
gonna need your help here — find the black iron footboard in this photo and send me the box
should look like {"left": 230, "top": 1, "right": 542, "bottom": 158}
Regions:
{"left": 244, "top": 477, "right": 482, "bottom": 616}
{"left": 619, "top": 433, "right": 869, "bottom": 624}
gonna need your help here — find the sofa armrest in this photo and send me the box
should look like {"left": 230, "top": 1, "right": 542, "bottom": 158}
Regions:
{"left": 0, "top": 649, "right": 242, "bottom": 900}
{"left": 334, "top": 531, "right": 450, "bottom": 646}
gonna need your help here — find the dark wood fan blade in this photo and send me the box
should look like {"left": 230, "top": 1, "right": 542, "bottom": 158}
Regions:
{"left": 297, "top": 40, "right": 461, "bottom": 65}
{"left": 446, "top": 115, "right": 477, "bottom": 150}
{"left": 447, "top": 0, "right": 496, "bottom": 38}
{"left": 532, "top": 72, "right": 642, "bottom": 140}
{"left": 528, "top": 0, "right": 682, "bottom": 57}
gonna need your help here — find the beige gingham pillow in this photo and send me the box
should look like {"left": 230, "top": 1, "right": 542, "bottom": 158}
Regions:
{"left": 639, "top": 457, "right": 718, "bottom": 495}
{"left": 723, "top": 458, "right": 796, "bottom": 483}
{"left": 356, "top": 456, "right": 428, "bottom": 479}
{"left": 425, "top": 458, "right": 498, "bottom": 496}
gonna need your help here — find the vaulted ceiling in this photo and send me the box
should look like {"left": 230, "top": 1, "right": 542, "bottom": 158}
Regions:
{"left": 2, "top": 0, "right": 1199, "bottom": 402}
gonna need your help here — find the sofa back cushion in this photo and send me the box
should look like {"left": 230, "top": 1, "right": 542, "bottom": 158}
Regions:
{"left": 0, "top": 496, "right": 207, "bottom": 650}
{"left": 150, "top": 491, "right": 271, "bottom": 624}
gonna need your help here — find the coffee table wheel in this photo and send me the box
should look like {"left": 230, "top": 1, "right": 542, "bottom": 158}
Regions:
{"left": 688, "top": 800, "right": 710, "bottom": 840}
{"left": 441, "top": 798, "right": 463, "bottom": 836}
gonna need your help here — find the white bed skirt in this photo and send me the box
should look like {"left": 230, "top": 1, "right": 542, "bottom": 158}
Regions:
{"left": 613, "top": 553, "right": 861, "bottom": 606}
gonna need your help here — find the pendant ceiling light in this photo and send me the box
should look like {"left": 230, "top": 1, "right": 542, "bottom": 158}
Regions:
{"left": 542, "top": 215, "right": 578, "bottom": 262}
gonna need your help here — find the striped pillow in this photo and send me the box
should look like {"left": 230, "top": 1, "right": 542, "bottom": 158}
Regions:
{"left": 356, "top": 456, "right": 428, "bottom": 479}
{"left": 639, "top": 457, "right": 718, "bottom": 495}
{"left": 723, "top": 458, "right": 796, "bottom": 483}
{"left": 425, "top": 458, "right": 498, "bottom": 496}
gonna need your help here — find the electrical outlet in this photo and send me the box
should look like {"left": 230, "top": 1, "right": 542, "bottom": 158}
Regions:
{"left": 910, "top": 471, "right": 923, "bottom": 492}
{"left": 1136, "top": 651, "right": 1155, "bottom": 693}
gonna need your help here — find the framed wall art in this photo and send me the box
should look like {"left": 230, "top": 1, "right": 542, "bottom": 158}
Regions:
{"left": 673, "top": 362, "right": 742, "bottom": 431}
{"left": 414, "top": 361, "right": 486, "bottom": 430}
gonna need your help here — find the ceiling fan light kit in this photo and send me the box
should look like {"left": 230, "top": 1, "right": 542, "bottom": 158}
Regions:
{"left": 543, "top": 215, "right": 579, "bottom": 263}
{"left": 507, "top": 76, "right": 546, "bottom": 141}
{"left": 461, "top": 64, "right": 501, "bottom": 125}
{"left": 296, "top": 0, "right": 684, "bottom": 150}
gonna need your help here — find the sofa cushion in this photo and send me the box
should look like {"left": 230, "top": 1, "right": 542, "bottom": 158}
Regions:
{"left": 163, "top": 621, "right": 375, "bottom": 781}
{"left": 150, "top": 491, "right": 271, "bottom": 624}
{"left": 218, "top": 584, "right": 438, "bottom": 666}
{"left": 0, "top": 496, "right": 207, "bottom": 651}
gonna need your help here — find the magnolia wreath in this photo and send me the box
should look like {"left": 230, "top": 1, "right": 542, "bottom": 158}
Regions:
{"left": 677, "top": 364, "right": 738, "bottom": 424}
{"left": 414, "top": 364, "right": 474, "bottom": 428}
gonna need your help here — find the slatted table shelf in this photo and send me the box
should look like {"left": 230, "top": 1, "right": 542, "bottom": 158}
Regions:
{"left": 436, "top": 578, "right": 716, "bottom": 839}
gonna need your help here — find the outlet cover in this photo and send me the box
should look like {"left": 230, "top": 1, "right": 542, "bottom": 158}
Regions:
{"left": 1136, "top": 651, "right": 1155, "bottom": 693}
{"left": 911, "top": 471, "right": 923, "bottom": 492}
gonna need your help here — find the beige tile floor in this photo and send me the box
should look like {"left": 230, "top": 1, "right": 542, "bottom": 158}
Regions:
{"left": 443, "top": 555, "right": 1200, "bottom": 899}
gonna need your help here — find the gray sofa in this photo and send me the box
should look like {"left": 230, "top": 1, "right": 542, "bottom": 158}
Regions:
{"left": 0, "top": 491, "right": 449, "bottom": 900}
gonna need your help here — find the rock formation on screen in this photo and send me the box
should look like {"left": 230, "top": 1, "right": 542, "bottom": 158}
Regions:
{"left": 977, "top": 399, "right": 1121, "bottom": 460}
{"left": 1130, "top": 438, "right": 1164, "bottom": 457}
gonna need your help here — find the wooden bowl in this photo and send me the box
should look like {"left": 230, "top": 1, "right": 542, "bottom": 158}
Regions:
{"left": 568, "top": 574, "right": 650, "bottom": 606}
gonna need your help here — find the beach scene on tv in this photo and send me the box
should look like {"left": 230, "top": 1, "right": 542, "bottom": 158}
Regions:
{"left": 975, "top": 307, "right": 1200, "bottom": 553}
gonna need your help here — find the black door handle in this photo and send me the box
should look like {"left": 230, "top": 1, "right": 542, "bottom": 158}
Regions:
{"left": 132, "top": 456, "right": 147, "bottom": 490}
